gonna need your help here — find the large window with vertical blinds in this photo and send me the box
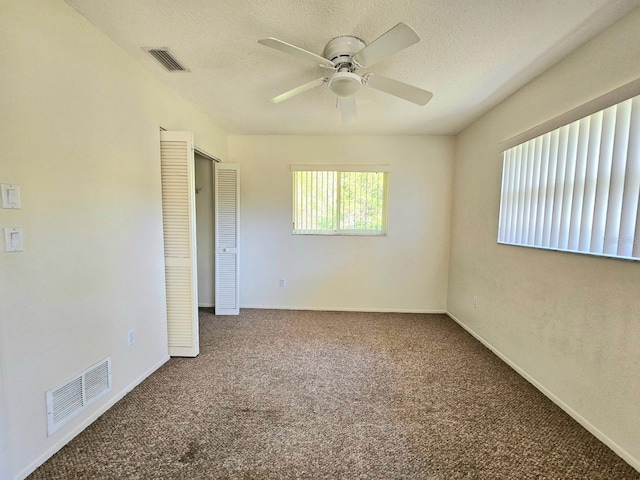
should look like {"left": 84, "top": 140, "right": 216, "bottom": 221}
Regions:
{"left": 498, "top": 88, "right": 640, "bottom": 260}
{"left": 290, "top": 165, "right": 389, "bottom": 235}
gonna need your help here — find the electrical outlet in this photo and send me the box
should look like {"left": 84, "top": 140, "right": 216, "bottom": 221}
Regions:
{"left": 279, "top": 278, "right": 286, "bottom": 287}
{"left": 127, "top": 329, "right": 136, "bottom": 346}
{"left": 473, "top": 296, "right": 479, "bottom": 308}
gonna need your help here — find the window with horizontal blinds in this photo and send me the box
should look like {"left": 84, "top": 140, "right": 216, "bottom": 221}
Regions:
{"left": 498, "top": 93, "right": 640, "bottom": 260}
{"left": 291, "top": 165, "right": 389, "bottom": 236}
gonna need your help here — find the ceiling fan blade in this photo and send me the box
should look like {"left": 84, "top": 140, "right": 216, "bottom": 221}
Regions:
{"left": 339, "top": 96, "right": 357, "bottom": 123}
{"left": 353, "top": 23, "right": 420, "bottom": 68}
{"left": 271, "top": 77, "right": 327, "bottom": 104}
{"left": 258, "top": 38, "right": 335, "bottom": 67}
{"left": 364, "top": 74, "right": 432, "bottom": 106}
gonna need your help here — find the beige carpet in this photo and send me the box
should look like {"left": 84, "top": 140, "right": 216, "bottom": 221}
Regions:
{"left": 30, "top": 309, "right": 639, "bottom": 479}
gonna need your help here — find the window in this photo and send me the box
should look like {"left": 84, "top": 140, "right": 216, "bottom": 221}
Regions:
{"left": 498, "top": 90, "right": 640, "bottom": 260}
{"left": 290, "top": 165, "right": 389, "bottom": 235}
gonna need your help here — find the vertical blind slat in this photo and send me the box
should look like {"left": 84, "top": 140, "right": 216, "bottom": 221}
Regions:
{"left": 542, "top": 130, "right": 560, "bottom": 247}
{"left": 308, "top": 171, "right": 312, "bottom": 232}
{"left": 535, "top": 134, "right": 550, "bottom": 246}
{"left": 515, "top": 144, "right": 527, "bottom": 244}
{"left": 507, "top": 149, "right": 519, "bottom": 242}
{"left": 522, "top": 141, "right": 532, "bottom": 243}
{"left": 498, "top": 151, "right": 510, "bottom": 242}
{"left": 559, "top": 121, "right": 579, "bottom": 250}
{"left": 529, "top": 137, "right": 543, "bottom": 244}
{"left": 579, "top": 111, "right": 602, "bottom": 251}
{"left": 507, "top": 150, "right": 517, "bottom": 242}
{"left": 604, "top": 99, "right": 632, "bottom": 255}
{"left": 622, "top": 97, "right": 640, "bottom": 257}
{"left": 568, "top": 117, "right": 589, "bottom": 250}
{"left": 522, "top": 141, "right": 534, "bottom": 244}
{"left": 514, "top": 146, "right": 524, "bottom": 243}
{"left": 550, "top": 125, "right": 569, "bottom": 248}
{"left": 590, "top": 105, "right": 617, "bottom": 254}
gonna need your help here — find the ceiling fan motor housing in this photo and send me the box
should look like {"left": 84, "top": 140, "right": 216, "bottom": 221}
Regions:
{"left": 323, "top": 36, "right": 366, "bottom": 68}
{"left": 324, "top": 36, "right": 366, "bottom": 98}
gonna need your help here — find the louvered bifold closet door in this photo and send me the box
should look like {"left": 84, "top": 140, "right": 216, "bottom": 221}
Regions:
{"left": 215, "top": 163, "right": 240, "bottom": 315}
{"left": 160, "top": 131, "right": 199, "bottom": 356}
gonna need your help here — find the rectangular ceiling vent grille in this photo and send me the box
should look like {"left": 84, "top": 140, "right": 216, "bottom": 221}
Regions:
{"left": 46, "top": 357, "right": 112, "bottom": 436}
{"left": 144, "top": 48, "right": 189, "bottom": 71}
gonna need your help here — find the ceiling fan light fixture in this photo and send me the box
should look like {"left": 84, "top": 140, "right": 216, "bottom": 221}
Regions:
{"left": 328, "top": 72, "right": 361, "bottom": 98}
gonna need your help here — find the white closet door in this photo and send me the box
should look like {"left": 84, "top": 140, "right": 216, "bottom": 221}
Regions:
{"left": 160, "top": 131, "right": 199, "bottom": 356}
{"left": 215, "top": 163, "right": 240, "bottom": 315}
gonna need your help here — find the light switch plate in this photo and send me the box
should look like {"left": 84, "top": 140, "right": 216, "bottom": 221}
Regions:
{"left": 1, "top": 184, "right": 21, "bottom": 209}
{"left": 4, "top": 227, "right": 24, "bottom": 252}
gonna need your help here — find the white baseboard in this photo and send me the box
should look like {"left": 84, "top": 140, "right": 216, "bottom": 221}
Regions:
{"left": 240, "top": 305, "right": 446, "bottom": 314}
{"left": 446, "top": 311, "right": 640, "bottom": 473}
{"left": 16, "top": 354, "right": 170, "bottom": 480}
{"left": 198, "top": 303, "right": 214, "bottom": 308}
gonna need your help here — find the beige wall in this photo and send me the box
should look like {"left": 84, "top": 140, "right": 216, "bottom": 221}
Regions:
{"left": 448, "top": 8, "right": 640, "bottom": 469}
{"left": 228, "top": 135, "right": 455, "bottom": 312}
{"left": 0, "top": 1, "right": 227, "bottom": 478}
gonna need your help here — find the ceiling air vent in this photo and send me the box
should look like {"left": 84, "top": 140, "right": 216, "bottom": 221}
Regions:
{"left": 144, "top": 47, "right": 189, "bottom": 72}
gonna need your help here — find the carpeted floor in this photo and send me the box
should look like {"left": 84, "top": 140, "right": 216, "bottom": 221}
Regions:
{"left": 30, "top": 309, "right": 639, "bottom": 479}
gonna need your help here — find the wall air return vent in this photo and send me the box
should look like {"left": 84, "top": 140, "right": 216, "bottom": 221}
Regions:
{"left": 144, "top": 47, "right": 189, "bottom": 72}
{"left": 46, "top": 357, "right": 112, "bottom": 435}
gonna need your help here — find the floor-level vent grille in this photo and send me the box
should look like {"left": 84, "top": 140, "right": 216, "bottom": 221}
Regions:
{"left": 46, "top": 357, "right": 111, "bottom": 436}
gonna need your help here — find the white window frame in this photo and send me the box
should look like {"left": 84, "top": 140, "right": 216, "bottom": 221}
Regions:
{"left": 498, "top": 78, "right": 640, "bottom": 261}
{"left": 290, "top": 164, "right": 390, "bottom": 236}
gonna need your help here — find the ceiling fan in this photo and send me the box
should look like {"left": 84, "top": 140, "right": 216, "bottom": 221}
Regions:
{"left": 258, "top": 23, "right": 433, "bottom": 123}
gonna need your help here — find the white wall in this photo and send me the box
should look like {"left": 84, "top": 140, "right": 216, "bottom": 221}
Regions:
{"left": 0, "top": 355, "right": 9, "bottom": 480}
{"left": 195, "top": 154, "right": 215, "bottom": 307}
{"left": 0, "top": 1, "right": 227, "bottom": 479}
{"left": 448, "top": 8, "right": 640, "bottom": 470}
{"left": 229, "top": 135, "right": 455, "bottom": 312}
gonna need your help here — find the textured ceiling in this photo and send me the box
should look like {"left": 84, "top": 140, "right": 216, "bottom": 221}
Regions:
{"left": 66, "top": 0, "right": 640, "bottom": 135}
